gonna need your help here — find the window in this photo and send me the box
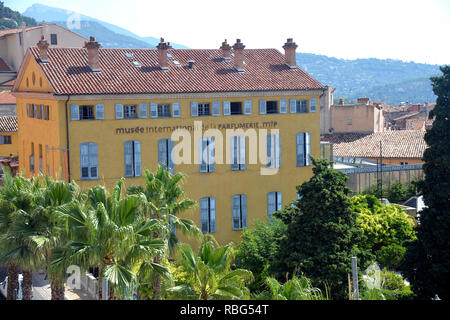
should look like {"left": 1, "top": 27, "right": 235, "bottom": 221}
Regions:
{"left": 79, "top": 105, "right": 95, "bottom": 120}
{"left": 124, "top": 141, "right": 141, "bottom": 177}
{"left": 230, "top": 102, "right": 242, "bottom": 115}
{"left": 80, "top": 143, "right": 98, "bottom": 179}
{"left": 266, "top": 134, "right": 281, "bottom": 168}
{"left": 198, "top": 103, "right": 211, "bottom": 116}
{"left": 39, "top": 104, "right": 44, "bottom": 119}
{"left": 400, "top": 162, "right": 408, "bottom": 166}
{"left": 44, "top": 105, "right": 50, "bottom": 120}
{"left": 310, "top": 98, "right": 317, "bottom": 112}
{"left": 124, "top": 105, "right": 138, "bottom": 119}
{"left": 296, "top": 100, "right": 307, "bottom": 113}
{"left": 200, "top": 197, "right": 216, "bottom": 234}
{"left": 29, "top": 143, "right": 35, "bottom": 173}
{"left": 346, "top": 119, "right": 352, "bottom": 125}
{"left": 199, "top": 138, "right": 215, "bottom": 173}
{"left": 232, "top": 194, "right": 247, "bottom": 230}
{"left": 0, "top": 136, "right": 11, "bottom": 144}
{"left": 158, "top": 139, "right": 174, "bottom": 174}
{"left": 266, "top": 101, "right": 278, "bottom": 114}
{"left": 267, "top": 192, "right": 282, "bottom": 221}
{"left": 39, "top": 145, "right": 43, "bottom": 173}
{"left": 230, "top": 136, "right": 246, "bottom": 171}
{"left": 32, "top": 104, "right": 37, "bottom": 118}
{"left": 157, "top": 104, "right": 171, "bottom": 117}
{"left": 296, "top": 133, "right": 311, "bottom": 166}
{"left": 50, "top": 34, "right": 57, "bottom": 45}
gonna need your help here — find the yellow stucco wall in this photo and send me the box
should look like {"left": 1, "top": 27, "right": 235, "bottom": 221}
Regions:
{"left": 0, "top": 132, "right": 18, "bottom": 158}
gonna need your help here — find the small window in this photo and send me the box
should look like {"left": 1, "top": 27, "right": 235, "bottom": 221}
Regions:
{"left": 80, "top": 143, "right": 98, "bottom": 180}
{"left": 296, "top": 100, "right": 307, "bottom": 113}
{"left": 230, "top": 102, "right": 242, "bottom": 115}
{"left": 158, "top": 139, "right": 175, "bottom": 174}
{"left": 346, "top": 119, "right": 352, "bottom": 125}
{"left": 267, "top": 192, "right": 282, "bottom": 222}
{"left": 157, "top": 104, "right": 171, "bottom": 118}
{"left": 44, "top": 105, "right": 50, "bottom": 120}
{"left": 198, "top": 103, "right": 211, "bottom": 116}
{"left": 200, "top": 197, "right": 216, "bottom": 234}
{"left": 50, "top": 34, "right": 57, "bottom": 45}
{"left": 79, "top": 105, "right": 95, "bottom": 120}
{"left": 232, "top": 194, "right": 247, "bottom": 230}
{"left": 0, "top": 136, "right": 11, "bottom": 144}
{"left": 124, "top": 105, "right": 138, "bottom": 119}
{"left": 266, "top": 101, "right": 278, "bottom": 114}
{"left": 124, "top": 141, "right": 141, "bottom": 177}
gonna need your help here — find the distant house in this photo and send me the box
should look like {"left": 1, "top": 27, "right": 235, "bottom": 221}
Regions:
{"left": 0, "top": 91, "right": 16, "bottom": 116}
{"left": 0, "top": 115, "right": 18, "bottom": 172}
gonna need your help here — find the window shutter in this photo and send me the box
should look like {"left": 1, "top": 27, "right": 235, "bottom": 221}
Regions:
{"left": 199, "top": 138, "right": 208, "bottom": 173}
{"left": 134, "top": 141, "right": 141, "bottom": 177}
{"left": 139, "top": 103, "right": 147, "bottom": 118}
{"left": 168, "top": 139, "right": 175, "bottom": 174}
{"left": 212, "top": 101, "right": 221, "bottom": 116}
{"left": 239, "top": 135, "right": 246, "bottom": 170}
{"left": 124, "top": 141, "right": 133, "bottom": 177}
{"left": 95, "top": 104, "right": 104, "bottom": 119}
{"left": 231, "top": 136, "right": 239, "bottom": 171}
{"left": 208, "top": 138, "right": 215, "bottom": 172}
{"left": 259, "top": 100, "right": 266, "bottom": 114}
{"left": 275, "top": 134, "right": 281, "bottom": 168}
{"left": 190, "top": 101, "right": 198, "bottom": 117}
{"left": 115, "top": 104, "right": 124, "bottom": 119}
{"left": 309, "top": 98, "right": 317, "bottom": 112}
{"left": 33, "top": 104, "right": 37, "bottom": 118}
{"left": 277, "top": 192, "right": 282, "bottom": 211}
{"left": 290, "top": 99, "right": 296, "bottom": 113}
{"left": 70, "top": 104, "right": 79, "bottom": 120}
{"left": 223, "top": 101, "right": 231, "bottom": 116}
{"left": 150, "top": 103, "right": 158, "bottom": 118}
{"left": 26, "top": 104, "right": 30, "bottom": 117}
{"left": 266, "top": 134, "right": 272, "bottom": 168}
{"left": 0, "top": 136, "right": 4, "bottom": 144}
{"left": 305, "top": 132, "right": 311, "bottom": 166}
{"left": 244, "top": 100, "right": 252, "bottom": 115}
{"left": 280, "top": 99, "right": 287, "bottom": 113}
{"left": 80, "top": 143, "right": 89, "bottom": 178}
{"left": 200, "top": 198, "right": 209, "bottom": 233}
{"left": 158, "top": 139, "right": 168, "bottom": 169}
{"left": 232, "top": 195, "right": 241, "bottom": 230}
{"left": 210, "top": 197, "right": 216, "bottom": 233}
{"left": 241, "top": 195, "right": 247, "bottom": 228}
{"left": 89, "top": 143, "right": 98, "bottom": 179}
{"left": 40, "top": 104, "right": 44, "bottom": 119}
{"left": 172, "top": 102, "right": 180, "bottom": 118}
{"left": 267, "top": 192, "right": 276, "bottom": 221}
{"left": 296, "top": 133, "right": 305, "bottom": 167}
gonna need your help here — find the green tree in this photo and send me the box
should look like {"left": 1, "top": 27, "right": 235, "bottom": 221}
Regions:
{"left": 167, "top": 239, "right": 253, "bottom": 300}
{"left": 272, "top": 158, "right": 361, "bottom": 299}
{"left": 400, "top": 66, "right": 450, "bottom": 299}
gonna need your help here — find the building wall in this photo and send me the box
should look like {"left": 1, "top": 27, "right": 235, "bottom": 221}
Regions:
{"left": 0, "top": 132, "right": 18, "bottom": 158}
{"left": 332, "top": 104, "right": 384, "bottom": 133}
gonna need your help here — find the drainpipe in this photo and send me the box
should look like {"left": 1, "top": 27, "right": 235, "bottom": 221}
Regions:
{"left": 65, "top": 95, "right": 71, "bottom": 182}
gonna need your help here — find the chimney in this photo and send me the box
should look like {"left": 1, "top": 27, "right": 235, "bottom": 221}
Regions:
{"left": 283, "top": 38, "right": 298, "bottom": 69}
{"left": 188, "top": 60, "right": 195, "bottom": 69}
{"left": 157, "top": 37, "right": 172, "bottom": 70}
{"left": 220, "top": 39, "right": 232, "bottom": 61}
{"left": 339, "top": 98, "right": 345, "bottom": 105}
{"left": 232, "top": 39, "right": 245, "bottom": 72}
{"left": 357, "top": 98, "right": 370, "bottom": 105}
{"left": 84, "top": 36, "right": 101, "bottom": 72}
{"left": 37, "top": 36, "right": 49, "bottom": 63}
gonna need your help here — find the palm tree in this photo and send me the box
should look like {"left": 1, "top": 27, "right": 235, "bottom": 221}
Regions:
{"left": 127, "top": 165, "right": 199, "bottom": 299}
{"left": 56, "top": 178, "right": 167, "bottom": 299}
{"left": 167, "top": 239, "right": 254, "bottom": 300}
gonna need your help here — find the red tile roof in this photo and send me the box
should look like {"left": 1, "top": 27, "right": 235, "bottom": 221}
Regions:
{"left": 27, "top": 47, "right": 324, "bottom": 95}
{"left": 0, "top": 58, "right": 12, "bottom": 72}
{"left": 0, "top": 25, "right": 43, "bottom": 38}
{"left": 0, "top": 78, "right": 15, "bottom": 86}
{"left": 0, "top": 116, "right": 17, "bottom": 132}
{"left": 0, "top": 91, "right": 16, "bottom": 104}
{"left": 321, "top": 131, "right": 427, "bottom": 159}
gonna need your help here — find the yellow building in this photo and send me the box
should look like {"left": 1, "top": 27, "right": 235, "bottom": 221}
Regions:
{"left": 12, "top": 37, "right": 326, "bottom": 245}
{"left": 0, "top": 115, "right": 18, "bottom": 156}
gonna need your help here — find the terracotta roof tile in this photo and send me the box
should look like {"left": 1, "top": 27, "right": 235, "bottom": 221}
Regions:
{"left": 321, "top": 131, "right": 427, "bottom": 159}
{"left": 0, "top": 78, "right": 15, "bottom": 86}
{"left": 0, "top": 91, "right": 16, "bottom": 104}
{"left": 0, "top": 25, "right": 43, "bottom": 38}
{"left": 0, "top": 116, "right": 17, "bottom": 132}
{"left": 0, "top": 58, "right": 12, "bottom": 72}
{"left": 28, "top": 47, "right": 324, "bottom": 95}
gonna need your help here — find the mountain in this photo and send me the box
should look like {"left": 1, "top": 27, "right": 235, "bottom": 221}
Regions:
{"left": 297, "top": 52, "right": 441, "bottom": 104}
{"left": 0, "top": 1, "right": 37, "bottom": 29}
{"left": 22, "top": 3, "right": 187, "bottom": 49}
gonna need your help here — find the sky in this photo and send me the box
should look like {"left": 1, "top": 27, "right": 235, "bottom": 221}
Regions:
{"left": 5, "top": 0, "right": 450, "bottom": 65}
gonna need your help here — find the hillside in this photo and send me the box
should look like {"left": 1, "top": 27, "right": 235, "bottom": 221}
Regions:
{"left": 0, "top": 1, "right": 37, "bottom": 29}
{"left": 297, "top": 52, "right": 440, "bottom": 104}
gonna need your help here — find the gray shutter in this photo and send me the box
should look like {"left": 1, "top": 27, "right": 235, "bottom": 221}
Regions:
{"left": 172, "top": 102, "right": 180, "bottom": 118}
{"left": 267, "top": 192, "right": 276, "bottom": 221}
{"left": 244, "top": 100, "right": 252, "bottom": 115}
{"left": 134, "top": 141, "right": 141, "bottom": 177}
{"left": 280, "top": 99, "right": 287, "bottom": 113}
{"left": 139, "top": 103, "right": 147, "bottom": 118}
{"left": 168, "top": 139, "right": 175, "bottom": 174}
{"left": 150, "top": 103, "right": 158, "bottom": 118}
{"left": 305, "top": 132, "right": 311, "bottom": 166}
{"left": 232, "top": 195, "right": 241, "bottom": 230}
{"left": 70, "top": 104, "right": 79, "bottom": 120}
{"left": 296, "top": 133, "right": 305, "bottom": 167}
{"left": 277, "top": 192, "right": 282, "bottom": 211}
{"left": 40, "top": 104, "right": 44, "bottom": 119}
{"left": 239, "top": 135, "right": 246, "bottom": 170}
{"left": 200, "top": 198, "right": 209, "bottom": 233}
{"left": 275, "top": 134, "right": 281, "bottom": 168}
{"left": 210, "top": 197, "right": 216, "bottom": 233}
{"left": 259, "top": 100, "right": 266, "bottom": 114}
{"left": 309, "top": 98, "right": 317, "bottom": 112}
{"left": 89, "top": 143, "right": 98, "bottom": 179}
{"left": 199, "top": 138, "right": 207, "bottom": 173}
{"left": 158, "top": 139, "right": 168, "bottom": 169}
{"left": 212, "top": 101, "right": 221, "bottom": 116}
{"left": 231, "top": 136, "right": 239, "bottom": 171}
{"left": 223, "top": 101, "right": 231, "bottom": 116}
{"left": 208, "top": 138, "right": 215, "bottom": 172}
{"left": 124, "top": 141, "right": 134, "bottom": 177}
{"left": 290, "top": 99, "right": 296, "bottom": 113}
{"left": 96, "top": 104, "right": 104, "bottom": 120}
{"left": 115, "top": 103, "right": 124, "bottom": 119}
{"left": 190, "top": 101, "right": 198, "bottom": 117}
{"left": 241, "top": 195, "right": 247, "bottom": 228}
{"left": 0, "top": 136, "right": 3, "bottom": 144}
{"left": 26, "top": 104, "right": 30, "bottom": 117}
{"left": 266, "top": 134, "right": 272, "bottom": 168}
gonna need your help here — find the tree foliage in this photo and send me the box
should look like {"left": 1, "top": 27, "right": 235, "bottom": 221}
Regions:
{"left": 0, "top": 2, "right": 37, "bottom": 30}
